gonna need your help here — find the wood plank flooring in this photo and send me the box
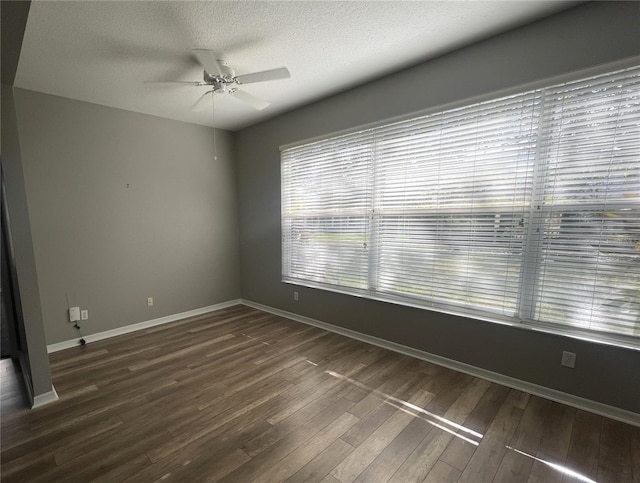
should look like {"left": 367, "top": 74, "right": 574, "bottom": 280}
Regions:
{"left": 1, "top": 304, "right": 638, "bottom": 482}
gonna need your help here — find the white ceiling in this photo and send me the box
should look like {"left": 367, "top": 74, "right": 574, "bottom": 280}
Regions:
{"left": 16, "top": 1, "right": 578, "bottom": 131}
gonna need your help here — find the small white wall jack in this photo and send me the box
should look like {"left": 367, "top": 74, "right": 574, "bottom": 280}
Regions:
{"left": 561, "top": 351, "right": 576, "bottom": 368}
{"left": 293, "top": 291, "right": 299, "bottom": 301}
{"left": 147, "top": 297, "right": 154, "bottom": 307}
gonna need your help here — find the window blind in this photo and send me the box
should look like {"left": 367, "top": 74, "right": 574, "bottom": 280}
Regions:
{"left": 373, "top": 92, "right": 539, "bottom": 316}
{"left": 528, "top": 68, "right": 640, "bottom": 337}
{"left": 281, "top": 64, "right": 640, "bottom": 346}
{"left": 282, "top": 130, "right": 374, "bottom": 290}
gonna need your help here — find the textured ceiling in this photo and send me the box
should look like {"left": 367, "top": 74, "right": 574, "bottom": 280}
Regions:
{"left": 16, "top": 1, "right": 578, "bottom": 131}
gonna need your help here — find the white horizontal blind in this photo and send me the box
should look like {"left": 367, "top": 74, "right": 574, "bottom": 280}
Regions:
{"left": 529, "top": 68, "right": 640, "bottom": 337}
{"left": 282, "top": 130, "right": 373, "bottom": 290}
{"left": 282, "top": 64, "right": 640, "bottom": 345}
{"left": 373, "top": 93, "right": 539, "bottom": 315}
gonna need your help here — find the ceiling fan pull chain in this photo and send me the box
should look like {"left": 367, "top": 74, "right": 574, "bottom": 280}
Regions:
{"left": 212, "top": 91, "right": 218, "bottom": 161}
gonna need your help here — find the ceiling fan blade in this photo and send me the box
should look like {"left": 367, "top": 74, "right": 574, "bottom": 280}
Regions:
{"left": 193, "top": 49, "right": 223, "bottom": 75}
{"left": 191, "top": 90, "right": 214, "bottom": 111}
{"left": 144, "top": 80, "right": 203, "bottom": 86}
{"left": 235, "top": 67, "right": 290, "bottom": 85}
{"left": 229, "top": 89, "right": 270, "bottom": 110}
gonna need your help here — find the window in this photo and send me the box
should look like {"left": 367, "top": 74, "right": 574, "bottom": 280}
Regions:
{"left": 281, "top": 65, "right": 640, "bottom": 347}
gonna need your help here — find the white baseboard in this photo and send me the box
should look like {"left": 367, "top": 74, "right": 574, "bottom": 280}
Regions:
{"left": 18, "top": 353, "right": 59, "bottom": 409}
{"left": 47, "top": 299, "right": 242, "bottom": 353}
{"left": 32, "top": 386, "right": 59, "bottom": 409}
{"left": 241, "top": 299, "right": 640, "bottom": 428}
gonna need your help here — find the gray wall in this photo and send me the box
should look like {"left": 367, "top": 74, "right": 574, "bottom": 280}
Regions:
{"left": 1, "top": 85, "right": 53, "bottom": 397}
{"left": 14, "top": 89, "right": 241, "bottom": 345}
{"left": 1, "top": 0, "right": 54, "bottom": 401}
{"left": 236, "top": 2, "right": 640, "bottom": 413}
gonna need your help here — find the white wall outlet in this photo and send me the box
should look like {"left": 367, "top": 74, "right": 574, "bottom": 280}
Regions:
{"left": 81, "top": 310, "right": 88, "bottom": 320}
{"left": 561, "top": 351, "right": 576, "bottom": 368}
{"left": 293, "top": 291, "right": 299, "bottom": 301}
{"left": 69, "top": 306, "right": 80, "bottom": 322}
{"left": 147, "top": 297, "right": 154, "bottom": 307}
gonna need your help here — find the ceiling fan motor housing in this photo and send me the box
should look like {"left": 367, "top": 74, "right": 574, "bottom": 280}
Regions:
{"left": 204, "top": 60, "right": 236, "bottom": 93}
{"left": 217, "top": 60, "right": 235, "bottom": 78}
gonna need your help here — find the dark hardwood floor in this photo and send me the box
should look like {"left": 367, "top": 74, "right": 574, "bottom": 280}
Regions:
{"left": 1, "top": 305, "right": 638, "bottom": 482}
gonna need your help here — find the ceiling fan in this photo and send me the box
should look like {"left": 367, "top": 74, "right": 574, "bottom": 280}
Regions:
{"left": 147, "top": 49, "right": 291, "bottom": 111}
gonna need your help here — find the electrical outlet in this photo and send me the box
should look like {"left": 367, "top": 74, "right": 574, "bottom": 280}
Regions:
{"left": 294, "top": 291, "right": 299, "bottom": 301}
{"left": 561, "top": 351, "right": 576, "bottom": 368}
{"left": 81, "top": 310, "right": 88, "bottom": 320}
{"left": 147, "top": 297, "right": 154, "bottom": 307}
